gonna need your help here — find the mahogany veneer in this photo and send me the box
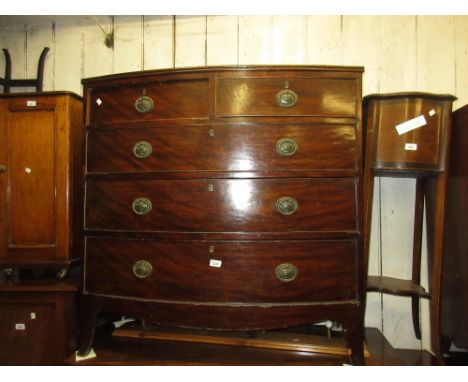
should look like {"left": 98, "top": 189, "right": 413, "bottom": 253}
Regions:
{"left": 78, "top": 66, "right": 366, "bottom": 364}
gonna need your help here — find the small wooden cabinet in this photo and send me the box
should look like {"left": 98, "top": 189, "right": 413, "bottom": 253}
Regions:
{"left": 362, "top": 92, "right": 456, "bottom": 363}
{"left": 0, "top": 279, "right": 78, "bottom": 365}
{"left": 0, "top": 92, "right": 83, "bottom": 274}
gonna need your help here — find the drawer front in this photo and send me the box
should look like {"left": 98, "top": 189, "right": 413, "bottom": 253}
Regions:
{"left": 84, "top": 238, "right": 358, "bottom": 302}
{"left": 215, "top": 77, "right": 357, "bottom": 117}
{"left": 87, "top": 124, "right": 356, "bottom": 173}
{"left": 88, "top": 79, "right": 209, "bottom": 125}
{"left": 85, "top": 178, "right": 357, "bottom": 232}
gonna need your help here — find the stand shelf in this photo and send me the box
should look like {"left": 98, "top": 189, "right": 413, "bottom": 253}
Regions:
{"left": 367, "top": 276, "right": 430, "bottom": 298}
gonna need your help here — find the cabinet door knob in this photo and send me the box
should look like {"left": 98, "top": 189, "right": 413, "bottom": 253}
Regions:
{"left": 132, "top": 197, "right": 152, "bottom": 215}
{"left": 133, "top": 141, "right": 153, "bottom": 159}
{"left": 133, "top": 260, "right": 153, "bottom": 279}
{"left": 276, "top": 196, "right": 298, "bottom": 215}
{"left": 276, "top": 138, "right": 298, "bottom": 156}
{"left": 275, "top": 263, "right": 298, "bottom": 282}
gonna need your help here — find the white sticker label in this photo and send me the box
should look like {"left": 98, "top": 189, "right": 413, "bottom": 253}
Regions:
{"left": 209, "top": 259, "right": 222, "bottom": 268}
{"left": 96, "top": 98, "right": 102, "bottom": 106}
{"left": 429, "top": 109, "right": 436, "bottom": 117}
{"left": 15, "top": 323, "right": 26, "bottom": 330}
{"left": 24, "top": 167, "right": 32, "bottom": 174}
{"left": 30, "top": 312, "right": 36, "bottom": 319}
{"left": 405, "top": 143, "right": 418, "bottom": 151}
{"left": 26, "top": 100, "right": 37, "bottom": 107}
{"left": 395, "top": 115, "right": 427, "bottom": 135}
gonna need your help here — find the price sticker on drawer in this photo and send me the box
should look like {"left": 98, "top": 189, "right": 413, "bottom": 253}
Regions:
{"left": 15, "top": 323, "right": 26, "bottom": 330}
{"left": 209, "top": 259, "right": 222, "bottom": 268}
{"left": 26, "top": 100, "right": 37, "bottom": 107}
{"left": 405, "top": 143, "right": 418, "bottom": 151}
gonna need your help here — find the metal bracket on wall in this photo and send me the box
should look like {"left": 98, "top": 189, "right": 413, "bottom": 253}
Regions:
{"left": 0, "top": 47, "right": 49, "bottom": 93}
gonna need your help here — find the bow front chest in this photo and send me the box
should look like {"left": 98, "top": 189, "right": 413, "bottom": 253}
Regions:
{"left": 78, "top": 66, "right": 366, "bottom": 364}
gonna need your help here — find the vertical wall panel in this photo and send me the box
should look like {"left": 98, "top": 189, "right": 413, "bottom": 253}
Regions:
{"left": 378, "top": 16, "right": 417, "bottom": 92}
{"left": 271, "top": 16, "right": 306, "bottom": 64}
{"left": 1, "top": 24, "right": 27, "bottom": 93}
{"left": 82, "top": 16, "right": 113, "bottom": 78}
{"left": 25, "top": 21, "right": 54, "bottom": 91}
{"left": 306, "top": 16, "right": 342, "bottom": 65}
{"left": 416, "top": 16, "right": 456, "bottom": 94}
{"left": 113, "top": 16, "right": 143, "bottom": 74}
{"left": 207, "top": 16, "right": 238, "bottom": 66}
{"left": 174, "top": 16, "right": 206, "bottom": 68}
{"left": 54, "top": 18, "right": 83, "bottom": 95}
{"left": 238, "top": 16, "right": 273, "bottom": 65}
{"left": 455, "top": 16, "right": 468, "bottom": 108}
{"left": 143, "top": 16, "right": 174, "bottom": 70}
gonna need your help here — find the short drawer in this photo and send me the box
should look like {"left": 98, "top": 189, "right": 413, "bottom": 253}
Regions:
{"left": 87, "top": 79, "right": 209, "bottom": 125}
{"left": 85, "top": 178, "right": 357, "bottom": 232}
{"left": 215, "top": 77, "right": 357, "bottom": 117}
{"left": 84, "top": 238, "right": 358, "bottom": 302}
{"left": 86, "top": 123, "right": 356, "bottom": 173}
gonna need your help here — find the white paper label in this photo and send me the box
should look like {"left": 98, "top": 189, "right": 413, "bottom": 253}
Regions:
{"left": 26, "top": 100, "right": 37, "bottom": 107}
{"left": 15, "top": 323, "right": 26, "bottom": 330}
{"left": 405, "top": 143, "right": 418, "bottom": 151}
{"left": 30, "top": 312, "right": 36, "bottom": 319}
{"left": 24, "top": 167, "right": 32, "bottom": 174}
{"left": 395, "top": 115, "right": 427, "bottom": 135}
{"left": 96, "top": 98, "right": 102, "bottom": 106}
{"left": 209, "top": 259, "right": 222, "bottom": 268}
{"left": 429, "top": 109, "right": 436, "bottom": 117}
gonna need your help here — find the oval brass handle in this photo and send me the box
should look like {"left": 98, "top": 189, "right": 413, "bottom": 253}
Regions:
{"left": 276, "top": 196, "right": 298, "bottom": 215}
{"left": 0, "top": 165, "right": 6, "bottom": 173}
{"left": 134, "top": 95, "right": 154, "bottom": 113}
{"left": 133, "top": 141, "right": 153, "bottom": 159}
{"left": 133, "top": 260, "right": 153, "bottom": 279}
{"left": 275, "top": 263, "right": 298, "bottom": 282}
{"left": 276, "top": 138, "right": 298, "bottom": 156}
{"left": 132, "top": 197, "right": 152, "bottom": 215}
{"left": 276, "top": 89, "right": 298, "bottom": 108}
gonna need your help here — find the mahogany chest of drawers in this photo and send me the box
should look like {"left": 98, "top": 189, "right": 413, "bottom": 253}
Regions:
{"left": 77, "top": 66, "right": 365, "bottom": 364}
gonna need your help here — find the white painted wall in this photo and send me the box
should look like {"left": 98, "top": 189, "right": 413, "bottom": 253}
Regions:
{"left": 1, "top": 15, "right": 468, "bottom": 351}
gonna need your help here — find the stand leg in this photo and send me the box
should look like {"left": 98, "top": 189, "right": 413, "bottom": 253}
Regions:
{"left": 411, "top": 177, "right": 425, "bottom": 339}
{"left": 77, "top": 295, "right": 98, "bottom": 356}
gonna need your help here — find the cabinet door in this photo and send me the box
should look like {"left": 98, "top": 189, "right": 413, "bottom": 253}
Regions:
{"left": 0, "top": 96, "right": 71, "bottom": 266}
{"left": 0, "top": 303, "right": 56, "bottom": 365}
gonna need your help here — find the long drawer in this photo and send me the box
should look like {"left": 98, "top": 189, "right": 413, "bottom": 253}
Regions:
{"left": 87, "top": 123, "right": 356, "bottom": 173}
{"left": 84, "top": 237, "right": 358, "bottom": 302}
{"left": 85, "top": 178, "right": 357, "bottom": 232}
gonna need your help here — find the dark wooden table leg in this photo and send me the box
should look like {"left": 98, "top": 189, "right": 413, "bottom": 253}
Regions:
{"left": 342, "top": 315, "right": 365, "bottom": 365}
{"left": 77, "top": 294, "right": 98, "bottom": 356}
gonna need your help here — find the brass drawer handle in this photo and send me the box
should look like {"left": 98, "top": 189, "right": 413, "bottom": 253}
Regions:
{"left": 133, "top": 141, "right": 153, "bottom": 159}
{"left": 132, "top": 197, "right": 152, "bottom": 215}
{"left": 135, "top": 95, "right": 154, "bottom": 113}
{"left": 133, "top": 260, "right": 153, "bottom": 279}
{"left": 275, "top": 263, "right": 298, "bottom": 282}
{"left": 276, "top": 196, "right": 298, "bottom": 215}
{"left": 276, "top": 89, "right": 298, "bottom": 108}
{"left": 276, "top": 138, "right": 298, "bottom": 156}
